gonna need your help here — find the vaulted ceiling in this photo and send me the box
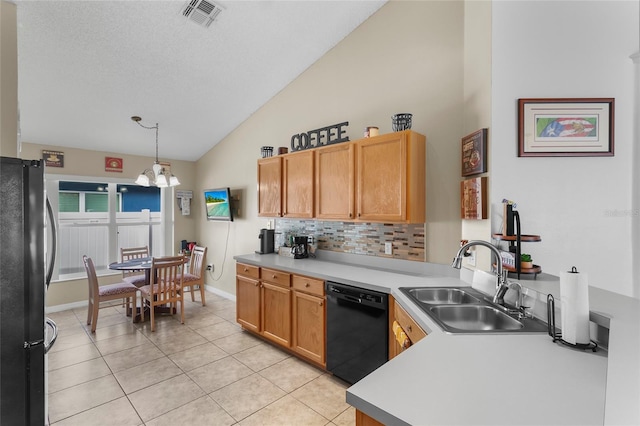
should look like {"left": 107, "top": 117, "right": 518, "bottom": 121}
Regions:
{"left": 16, "top": 0, "right": 386, "bottom": 161}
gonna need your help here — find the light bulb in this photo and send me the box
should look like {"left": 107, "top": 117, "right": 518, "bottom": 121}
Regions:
{"left": 169, "top": 175, "right": 180, "bottom": 186}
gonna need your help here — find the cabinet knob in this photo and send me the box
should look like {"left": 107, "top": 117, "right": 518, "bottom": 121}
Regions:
{"left": 305, "top": 282, "right": 310, "bottom": 287}
{"left": 243, "top": 268, "right": 248, "bottom": 272}
{"left": 272, "top": 274, "right": 277, "bottom": 279}
{"left": 319, "top": 301, "right": 323, "bottom": 307}
{"left": 407, "top": 325, "right": 412, "bottom": 332}
{"left": 254, "top": 282, "right": 258, "bottom": 287}
{"left": 349, "top": 213, "right": 352, "bottom": 218}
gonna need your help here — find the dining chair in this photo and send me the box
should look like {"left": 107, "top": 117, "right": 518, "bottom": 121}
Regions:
{"left": 179, "top": 245, "right": 208, "bottom": 306}
{"left": 139, "top": 256, "right": 185, "bottom": 332}
{"left": 82, "top": 255, "right": 138, "bottom": 333}
{"left": 120, "top": 246, "right": 149, "bottom": 287}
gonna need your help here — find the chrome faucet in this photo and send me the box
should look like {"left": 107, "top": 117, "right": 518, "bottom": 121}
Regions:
{"left": 451, "top": 240, "right": 509, "bottom": 306}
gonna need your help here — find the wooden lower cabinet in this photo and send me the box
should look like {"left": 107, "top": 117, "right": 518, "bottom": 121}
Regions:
{"left": 236, "top": 274, "right": 260, "bottom": 333}
{"left": 261, "top": 281, "right": 291, "bottom": 347}
{"left": 356, "top": 409, "right": 385, "bottom": 426}
{"left": 236, "top": 263, "right": 325, "bottom": 366}
{"left": 388, "top": 295, "right": 427, "bottom": 360}
{"left": 292, "top": 274, "right": 326, "bottom": 366}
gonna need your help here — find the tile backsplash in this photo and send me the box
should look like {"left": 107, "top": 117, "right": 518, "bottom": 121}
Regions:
{"left": 275, "top": 219, "right": 426, "bottom": 262}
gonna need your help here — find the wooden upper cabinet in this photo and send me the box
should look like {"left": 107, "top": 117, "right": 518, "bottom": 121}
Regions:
{"left": 257, "top": 156, "right": 282, "bottom": 217}
{"left": 356, "top": 130, "right": 425, "bottom": 223}
{"left": 283, "top": 150, "right": 314, "bottom": 218}
{"left": 315, "top": 143, "right": 355, "bottom": 220}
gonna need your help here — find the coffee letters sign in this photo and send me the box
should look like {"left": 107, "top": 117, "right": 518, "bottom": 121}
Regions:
{"left": 290, "top": 122, "right": 349, "bottom": 152}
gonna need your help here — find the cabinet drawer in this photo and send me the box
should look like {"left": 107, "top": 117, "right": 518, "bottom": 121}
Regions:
{"left": 236, "top": 263, "right": 259, "bottom": 279}
{"left": 292, "top": 275, "right": 324, "bottom": 296}
{"left": 261, "top": 268, "right": 291, "bottom": 287}
{"left": 394, "top": 302, "right": 427, "bottom": 344}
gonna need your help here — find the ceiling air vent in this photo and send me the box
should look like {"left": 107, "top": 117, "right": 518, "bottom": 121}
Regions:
{"left": 181, "top": 0, "right": 223, "bottom": 28}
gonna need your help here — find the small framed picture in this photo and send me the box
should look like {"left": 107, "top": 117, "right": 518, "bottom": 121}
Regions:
{"left": 105, "top": 157, "right": 123, "bottom": 172}
{"left": 43, "top": 150, "right": 64, "bottom": 168}
{"left": 461, "top": 128, "right": 487, "bottom": 177}
{"left": 518, "top": 98, "right": 614, "bottom": 157}
{"left": 460, "top": 176, "right": 487, "bottom": 220}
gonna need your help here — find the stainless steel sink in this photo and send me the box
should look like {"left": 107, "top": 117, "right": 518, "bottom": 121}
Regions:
{"left": 398, "top": 286, "right": 549, "bottom": 334}
{"left": 430, "top": 305, "right": 523, "bottom": 331}
{"left": 406, "top": 287, "right": 480, "bottom": 305}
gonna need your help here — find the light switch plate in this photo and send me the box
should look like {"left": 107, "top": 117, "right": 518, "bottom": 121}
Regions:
{"left": 385, "top": 242, "right": 393, "bottom": 255}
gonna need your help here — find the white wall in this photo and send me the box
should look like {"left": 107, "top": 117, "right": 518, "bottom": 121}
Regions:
{"left": 461, "top": 1, "right": 492, "bottom": 270}
{"left": 492, "top": 0, "right": 639, "bottom": 297}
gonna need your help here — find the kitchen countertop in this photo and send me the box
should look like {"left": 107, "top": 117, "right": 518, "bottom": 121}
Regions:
{"left": 234, "top": 253, "right": 640, "bottom": 425}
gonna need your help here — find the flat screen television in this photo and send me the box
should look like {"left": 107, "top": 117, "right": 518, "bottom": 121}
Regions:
{"left": 204, "top": 187, "right": 233, "bottom": 221}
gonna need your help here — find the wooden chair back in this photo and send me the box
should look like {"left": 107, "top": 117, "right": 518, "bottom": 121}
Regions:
{"left": 140, "top": 256, "right": 186, "bottom": 331}
{"left": 120, "top": 246, "right": 149, "bottom": 279}
{"left": 82, "top": 255, "right": 138, "bottom": 333}
{"left": 150, "top": 256, "right": 185, "bottom": 304}
{"left": 182, "top": 246, "right": 207, "bottom": 305}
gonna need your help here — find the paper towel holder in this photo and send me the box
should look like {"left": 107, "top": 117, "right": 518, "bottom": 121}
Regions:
{"left": 547, "top": 294, "right": 598, "bottom": 352}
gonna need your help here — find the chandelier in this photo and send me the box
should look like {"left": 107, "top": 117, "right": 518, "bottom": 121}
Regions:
{"left": 131, "top": 116, "right": 180, "bottom": 187}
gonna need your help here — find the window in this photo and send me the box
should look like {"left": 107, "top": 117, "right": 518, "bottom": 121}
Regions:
{"left": 53, "top": 180, "right": 163, "bottom": 279}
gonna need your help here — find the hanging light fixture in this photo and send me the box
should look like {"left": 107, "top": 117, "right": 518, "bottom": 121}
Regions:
{"left": 131, "top": 116, "right": 180, "bottom": 187}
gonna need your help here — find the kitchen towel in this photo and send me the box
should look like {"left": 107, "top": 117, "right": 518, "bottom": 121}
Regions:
{"left": 560, "top": 267, "right": 590, "bottom": 345}
{"left": 392, "top": 321, "right": 410, "bottom": 349}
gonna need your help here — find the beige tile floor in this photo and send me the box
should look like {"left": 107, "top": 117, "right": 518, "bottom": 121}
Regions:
{"left": 47, "top": 292, "right": 356, "bottom": 425}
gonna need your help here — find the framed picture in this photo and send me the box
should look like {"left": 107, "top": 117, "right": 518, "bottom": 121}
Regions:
{"left": 42, "top": 150, "right": 64, "bottom": 168}
{"left": 460, "top": 176, "right": 487, "bottom": 220}
{"left": 518, "top": 98, "right": 614, "bottom": 157}
{"left": 105, "top": 157, "right": 123, "bottom": 172}
{"left": 461, "top": 128, "right": 487, "bottom": 176}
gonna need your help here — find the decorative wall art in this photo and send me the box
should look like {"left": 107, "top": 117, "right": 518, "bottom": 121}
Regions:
{"left": 461, "top": 128, "right": 487, "bottom": 176}
{"left": 105, "top": 157, "right": 123, "bottom": 172}
{"left": 518, "top": 98, "right": 615, "bottom": 157}
{"left": 42, "top": 150, "right": 64, "bottom": 168}
{"left": 460, "top": 177, "right": 488, "bottom": 220}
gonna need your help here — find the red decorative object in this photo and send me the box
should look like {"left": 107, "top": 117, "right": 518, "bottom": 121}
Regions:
{"left": 105, "top": 157, "right": 123, "bottom": 172}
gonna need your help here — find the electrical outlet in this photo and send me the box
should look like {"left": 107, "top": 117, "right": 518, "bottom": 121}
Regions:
{"left": 206, "top": 264, "right": 213, "bottom": 271}
{"left": 385, "top": 242, "right": 393, "bottom": 255}
{"left": 467, "top": 247, "right": 476, "bottom": 267}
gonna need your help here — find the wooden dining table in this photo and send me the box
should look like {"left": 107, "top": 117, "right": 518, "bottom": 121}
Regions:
{"left": 108, "top": 256, "right": 188, "bottom": 322}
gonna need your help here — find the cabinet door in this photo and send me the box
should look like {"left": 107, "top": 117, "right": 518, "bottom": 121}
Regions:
{"left": 283, "top": 150, "right": 314, "bottom": 218}
{"left": 356, "top": 133, "right": 407, "bottom": 222}
{"left": 261, "top": 282, "right": 291, "bottom": 347}
{"left": 292, "top": 291, "right": 325, "bottom": 366}
{"left": 257, "top": 156, "right": 282, "bottom": 217}
{"left": 356, "top": 131, "right": 425, "bottom": 223}
{"left": 315, "top": 143, "right": 355, "bottom": 220}
{"left": 236, "top": 275, "right": 261, "bottom": 333}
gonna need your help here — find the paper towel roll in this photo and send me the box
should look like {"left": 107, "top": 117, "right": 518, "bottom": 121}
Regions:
{"left": 560, "top": 268, "right": 590, "bottom": 345}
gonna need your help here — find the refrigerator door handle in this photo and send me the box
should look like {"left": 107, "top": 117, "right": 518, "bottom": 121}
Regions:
{"left": 45, "top": 197, "right": 57, "bottom": 289}
{"left": 44, "top": 318, "right": 58, "bottom": 354}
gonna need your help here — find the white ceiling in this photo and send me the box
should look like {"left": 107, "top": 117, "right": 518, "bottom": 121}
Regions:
{"left": 16, "top": 0, "right": 386, "bottom": 162}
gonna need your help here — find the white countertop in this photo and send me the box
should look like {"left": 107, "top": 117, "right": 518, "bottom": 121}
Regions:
{"left": 234, "top": 253, "right": 640, "bottom": 425}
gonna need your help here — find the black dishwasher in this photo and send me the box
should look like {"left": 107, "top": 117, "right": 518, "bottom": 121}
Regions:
{"left": 325, "top": 281, "right": 388, "bottom": 384}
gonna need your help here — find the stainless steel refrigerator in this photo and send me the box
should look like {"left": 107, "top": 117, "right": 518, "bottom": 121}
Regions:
{"left": 0, "top": 157, "right": 58, "bottom": 425}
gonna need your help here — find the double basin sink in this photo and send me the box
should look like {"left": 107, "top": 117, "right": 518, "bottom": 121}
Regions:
{"left": 399, "top": 287, "right": 548, "bottom": 334}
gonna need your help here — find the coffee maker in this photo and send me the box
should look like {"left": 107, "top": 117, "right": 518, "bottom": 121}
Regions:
{"left": 291, "top": 236, "right": 309, "bottom": 259}
{"left": 256, "top": 229, "right": 274, "bottom": 254}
